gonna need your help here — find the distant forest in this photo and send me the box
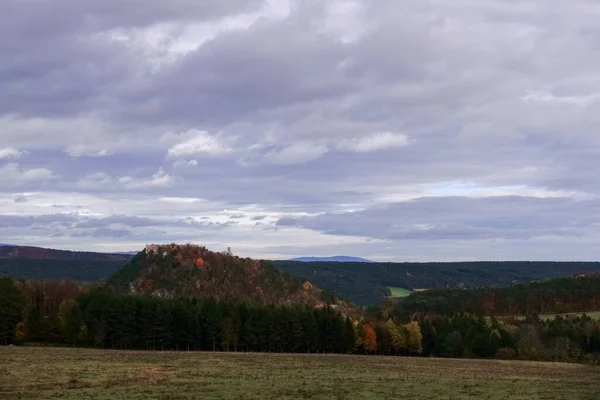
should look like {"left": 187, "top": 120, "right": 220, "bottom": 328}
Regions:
{"left": 276, "top": 260, "right": 600, "bottom": 305}
{"left": 395, "top": 274, "right": 600, "bottom": 317}
{"left": 4, "top": 255, "right": 600, "bottom": 305}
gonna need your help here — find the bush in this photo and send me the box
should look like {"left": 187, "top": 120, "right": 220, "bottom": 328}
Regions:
{"left": 495, "top": 347, "right": 517, "bottom": 360}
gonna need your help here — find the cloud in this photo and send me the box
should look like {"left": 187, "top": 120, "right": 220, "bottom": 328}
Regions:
{"left": 166, "top": 129, "right": 231, "bottom": 158}
{"left": 14, "top": 195, "right": 28, "bottom": 203}
{"left": 119, "top": 168, "right": 174, "bottom": 189}
{"left": 173, "top": 160, "right": 198, "bottom": 168}
{"left": 0, "top": 147, "right": 25, "bottom": 160}
{"left": 336, "top": 132, "right": 410, "bottom": 152}
{"left": 0, "top": 163, "right": 55, "bottom": 188}
{"left": 77, "top": 173, "right": 114, "bottom": 189}
{"left": 276, "top": 196, "right": 596, "bottom": 242}
{"left": 1, "top": 0, "right": 600, "bottom": 260}
{"left": 263, "top": 142, "right": 330, "bottom": 165}
{"left": 66, "top": 147, "right": 113, "bottom": 158}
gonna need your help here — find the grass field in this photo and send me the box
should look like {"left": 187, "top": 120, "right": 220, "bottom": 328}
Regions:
{"left": 388, "top": 286, "right": 412, "bottom": 297}
{"left": 1, "top": 347, "right": 598, "bottom": 400}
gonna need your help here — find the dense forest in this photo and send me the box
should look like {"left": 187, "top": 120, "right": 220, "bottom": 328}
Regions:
{"left": 4, "top": 244, "right": 600, "bottom": 306}
{"left": 276, "top": 260, "right": 600, "bottom": 305}
{"left": 0, "top": 245, "right": 131, "bottom": 282}
{"left": 394, "top": 274, "right": 600, "bottom": 317}
{"left": 1, "top": 278, "right": 599, "bottom": 364}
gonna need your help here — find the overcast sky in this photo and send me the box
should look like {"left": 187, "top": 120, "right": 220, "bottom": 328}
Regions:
{"left": 1, "top": 0, "right": 599, "bottom": 261}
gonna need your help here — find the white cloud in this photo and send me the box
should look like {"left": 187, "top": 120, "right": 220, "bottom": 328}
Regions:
{"left": 0, "top": 163, "right": 55, "bottom": 187}
{"left": 67, "top": 146, "right": 113, "bottom": 158}
{"left": 264, "top": 142, "right": 329, "bottom": 165}
{"left": 173, "top": 159, "right": 198, "bottom": 168}
{"left": 337, "top": 132, "right": 410, "bottom": 153}
{"left": 166, "top": 129, "right": 230, "bottom": 158}
{"left": 0, "top": 147, "right": 25, "bottom": 160}
{"left": 119, "top": 168, "right": 174, "bottom": 189}
{"left": 77, "top": 173, "right": 114, "bottom": 189}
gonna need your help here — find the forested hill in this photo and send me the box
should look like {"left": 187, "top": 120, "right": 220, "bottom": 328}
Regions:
{"left": 4, "top": 244, "right": 600, "bottom": 307}
{"left": 393, "top": 273, "right": 600, "bottom": 317}
{"left": 107, "top": 244, "right": 353, "bottom": 313}
{"left": 275, "top": 260, "right": 600, "bottom": 306}
{"left": 0, "top": 245, "right": 133, "bottom": 261}
{"left": 0, "top": 245, "right": 132, "bottom": 282}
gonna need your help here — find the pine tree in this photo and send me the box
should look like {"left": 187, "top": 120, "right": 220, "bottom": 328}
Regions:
{"left": 0, "top": 278, "right": 26, "bottom": 345}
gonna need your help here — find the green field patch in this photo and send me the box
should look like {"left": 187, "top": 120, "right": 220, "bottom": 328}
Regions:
{"left": 388, "top": 287, "right": 412, "bottom": 297}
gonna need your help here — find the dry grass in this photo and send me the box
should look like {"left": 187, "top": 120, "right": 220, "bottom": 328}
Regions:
{"left": 0, "top": 347, "right": 598, "bottom": 399}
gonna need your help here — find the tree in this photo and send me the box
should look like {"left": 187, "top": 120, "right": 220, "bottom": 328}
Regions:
{"left": 58, "top": 299, "right": 84, "bottom": 345}
{"left": 442, "top": 330, "right": 464, "bottom": 358}
{"left": 405, "top": 321, "right": 423, "bottom": 355}
{"left": 362, "top": 323, "right": 378, "bottom": 354}
{"left": 0, "top": 279, "right": 26, "bottom": 345}
{"left": 385, "top": 319, "right": 406, "bottom": 354}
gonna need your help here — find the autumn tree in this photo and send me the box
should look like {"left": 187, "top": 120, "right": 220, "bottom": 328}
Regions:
{"left": 385, "top": 319, "right": 406, "bottom": 354}
{"left": 362, "top": 323, "right": 378, "bottom": 354}
{"left": 405, "top": 321, "right": 423, "bottom": 355}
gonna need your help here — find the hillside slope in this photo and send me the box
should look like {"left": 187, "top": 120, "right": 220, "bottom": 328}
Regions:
{"left": 108, "top": 244, "right": 353, "bottom": 312}
{"left": 0, "top": 245, "right": 133, "bottom": 282}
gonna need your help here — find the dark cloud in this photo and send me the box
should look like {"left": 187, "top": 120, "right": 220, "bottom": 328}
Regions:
{"left": 0, "top": 214, "right": 79, "bottom": 228}
{"left": 277, "top": 196, "right": 597, "bottom": 241}
{"left": 92, "top": 228, "right": 133, "bottom": 238}
{"left": 75, "top": 214, "right": 165, "bottom": 229}
{"left": 13, "top": 195, "right": 27, "bottom": 203}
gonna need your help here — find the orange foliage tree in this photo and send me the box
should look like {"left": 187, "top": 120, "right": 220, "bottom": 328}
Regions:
{"left": 362, "top": 323, "right": 378, "bottom": 354}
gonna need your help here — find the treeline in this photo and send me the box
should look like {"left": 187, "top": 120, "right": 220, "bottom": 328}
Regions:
{"left": 396, "top": 274, "right": 600, "bottom": 316}
{"left": 1, "top": 278, "right": 599, "bottom": 364}
{"left": 412, "top": 313, "right": 600, "bottom": 363}
{"left": 0, "top": 278, "right": 423, "bottom": 355}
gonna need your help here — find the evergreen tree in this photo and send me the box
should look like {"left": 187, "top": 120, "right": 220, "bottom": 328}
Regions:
{"left": 0, "top": 278, "right": 26, "bottom": 345}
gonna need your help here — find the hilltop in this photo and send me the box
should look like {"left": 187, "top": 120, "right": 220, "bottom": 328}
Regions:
{"left": 107, "top": 243, "right": 355, "bottom": 314}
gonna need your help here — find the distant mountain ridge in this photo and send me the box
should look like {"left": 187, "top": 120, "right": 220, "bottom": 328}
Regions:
{"left": 289, "top": 256, "right": 374, "bottom": 263}
{"left": 0, "top": 245, "right": 133, "bottom": 282}
{"left": 0, "top": 245, "right": 133, "bottom": 261}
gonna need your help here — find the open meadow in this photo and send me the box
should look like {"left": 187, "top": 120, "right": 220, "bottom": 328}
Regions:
{"left": 387, "top": 286, "right": 412, "bottom": 297}
{"left": 0, "top": 347, "right": 598, "bottom": 400}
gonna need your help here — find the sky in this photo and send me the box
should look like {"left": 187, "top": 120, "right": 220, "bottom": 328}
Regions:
{"left": 1, "top": 0, "right": 600, "bottom": 261}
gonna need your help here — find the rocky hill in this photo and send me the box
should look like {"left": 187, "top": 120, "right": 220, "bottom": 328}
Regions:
{"left": 107, "top": 243, "right": 355, "bottom": 314}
